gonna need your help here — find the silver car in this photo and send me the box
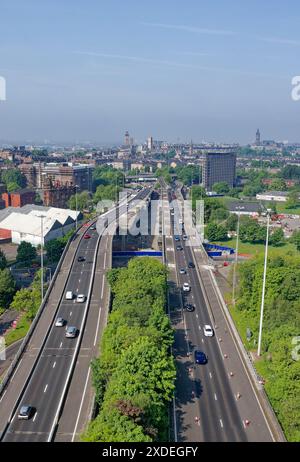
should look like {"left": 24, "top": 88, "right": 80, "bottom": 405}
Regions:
{"left": 55, "top": 317, "right": 65, "bottom": 327}
{"left": 65, "top": 326, "right": 78, "bottom": 338}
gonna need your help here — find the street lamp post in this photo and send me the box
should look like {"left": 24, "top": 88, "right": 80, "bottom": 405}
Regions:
{"left": 232, "top": 208, "right": 242, "bottom": 305}
{"left": 39, "top": 215, "right": 46, "bottom": 301}
{"left": 75, "top": 185, "right": 79, "bottom": 229}
{"left": 257, "top": 211, "right": 271, "bottom": 357}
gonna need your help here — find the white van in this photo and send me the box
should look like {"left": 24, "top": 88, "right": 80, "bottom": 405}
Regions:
{"left": 65, "top": 291, "right": 73, "bottom": 300}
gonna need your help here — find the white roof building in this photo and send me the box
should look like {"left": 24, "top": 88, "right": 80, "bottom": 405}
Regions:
{"left": 0, "top": 205, "right": 81, "bottom": 246}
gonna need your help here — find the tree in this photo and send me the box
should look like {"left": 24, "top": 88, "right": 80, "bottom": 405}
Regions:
{"left": 16, "top": 241, "right": 37, "bottom": 266}
{"left": 205, "top": 222, "right": 228, "bottom": 241}
{"left": 1, "top": 168, "right": 26, "bottom": 189}
{"left": 270, "top": 228, "right": 284, "bottom": 247}
{"left": 269, "top": 178, "right": 286, "bottom": 191}
{"left": 68, "top": 191, "right": 91, "bottom": 211}
{"left": 239, "top": 217, "right": 266, "bottom": 243}
{"left": 212, "top": 181, "right": 230, "bottom": 194}
{"left": 45, "top": 239, "right": 65, "bottom": 263}
{"left": 226, "top": 213, "right": 238, "bottom": 231}
{"left": 0, "top": 249, "right": 7, "bottom": 270}
{"left": 286, "top": 191, "right": 300, "bottom": 209}
{"left": 0, "top": 269, "right": 16, "bottom": 310}
{"left": 10, "top": 286, "right": 40, "bottom": 320}
{"left": 7, "top": 181, "right": 21, "bottom": 192}
{"left": 290, "top": 230, "right": 300, "bottom": 251}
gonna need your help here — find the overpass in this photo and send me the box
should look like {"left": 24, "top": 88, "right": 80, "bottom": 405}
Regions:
{"left": 0, "top": 187, "right": 152, "bottom": 442}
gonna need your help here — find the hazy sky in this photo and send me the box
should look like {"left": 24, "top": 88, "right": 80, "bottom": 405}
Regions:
{"left": 1, "top": 0, "right": 300, "bottom": 145}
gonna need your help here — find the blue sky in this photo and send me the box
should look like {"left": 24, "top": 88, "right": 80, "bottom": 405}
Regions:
{"left": 1, "top": 0, "right": 300, "bottom": 144}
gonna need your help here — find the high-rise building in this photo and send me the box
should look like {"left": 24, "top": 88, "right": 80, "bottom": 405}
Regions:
{"left": 202, "top": 151, "right": 236, "bottom": 191}
{"left": 255, "top": 129, "right": 261, "bottom": 146}
{"left": 124, "top": 131, "right": 130, "bottom": 146}
{"left": 147, "top": 136, "right": 153, "bottom": 151}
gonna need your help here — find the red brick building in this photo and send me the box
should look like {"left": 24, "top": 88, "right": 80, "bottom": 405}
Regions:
{"left": 2, "top": 189, "right": 36, "bottom": 208}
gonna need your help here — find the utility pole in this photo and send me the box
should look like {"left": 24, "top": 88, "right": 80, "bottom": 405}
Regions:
{"left": 39, "top": 215, "right": 46, "bottom": 301}
{"left": 257, "top": 211, "right": 271, "bottom": 357}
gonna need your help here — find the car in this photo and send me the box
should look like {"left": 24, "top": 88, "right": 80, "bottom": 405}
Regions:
{"left": 83, "top": 233, "right": 91, "bottom": 239}
{"left": 203, "top": 325, "right": 214, "bottom": 337}
{"left": 184, "top": 304, "right": 195, "bottom": 312}
{"left": 55, "top": 317, "right": 65, "bottom": 327}
{"left": 77, "top": 256, "right": 85, "bottom": 262}
{"left": 18, "top": 405, "right": 35, "bottom": 420}
{"left": 179, "top": 268, "right": 186, "bottom": 274}
{"left": 183, "top": 235, "right": 188, "bottom": 241}
{"left": 174, "top": 236, "right": 180, "bottom": 241}
{"left": 90, "top": 225, "right": 96, "bottom": 230}
{"left": 76, "top": 294, "right": 85, "bottom": 303}
{"left": 65, "top": 291, "right": 73, "bottom": 300}
{"left": 194, "top": 350, "right": 207, "bottom": 365}
{"left": 65, "top": 326, "right": 78, "bottom": 338}
{"left": 183, "top": 283, "right": 190, "bottom": 292}
{"left": 176, "top": 245, "right": 183, "bottom": 251}
{"left": 188, "top": 261, "right": 195, "bottom": 269}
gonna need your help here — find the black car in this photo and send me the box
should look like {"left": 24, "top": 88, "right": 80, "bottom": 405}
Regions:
{"left": 77, "top": 256, "right": 85, "bottom": 262}
{"left": 188, "top": 261, "right": 195, "bottom": 268}
{"left": 194, "top": 350, "right": 207, "bottom": 365}
{"left": 176, "top": 245, "right": 183, "bottom": 251}
{"left": 184, "top": 304, "right": 195, "bottom": 312}
{"left": 18, "top": 405, "right": 35, "bottom": 420}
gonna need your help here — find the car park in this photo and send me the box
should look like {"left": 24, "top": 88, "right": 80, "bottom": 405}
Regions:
{"left": 18, "top": 405, "right": 35, "bottom": 420}
{"left": 203, "top": 325, "right": 214, "bottom": 337}
{"left": 65, "top": 326, "right": 78, "bottom": 338}
{"left": 183, "top": 283, "right": 190, "bottom": 292}
{"left": 76, "top": 294, "right": 85, "bottom": 303}
{"left": 194, "top": 350, "right": 207, "bottom": 364}
{"left": 55, "top": 317, "right": 65, "bottom": 327}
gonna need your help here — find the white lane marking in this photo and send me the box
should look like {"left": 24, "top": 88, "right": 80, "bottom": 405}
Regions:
{"left": 71, "top": 367, "right": 91, "bottom": 442}
{"left": 94, "top": 305, "right": 102, "bottom": 347}
{"left": 214, "top": 393, "right": 218, "bottom": 401}
{"left": 0, "top": 390, "right": 7, "bottom": 403}
{"left": 44, "top": 384, "right": 48, "bottom": 393}
{"left": 202, "top": 338, "right": 204, "bottom": 343}
{"left": 103, "top": 253, "right": 107, "bottom": 268}
{"left": 59, "top": 342, "right": 63, "bottom": 349}
{"left": 53, "top": 362, "right": 56, "bottom": 369}
{"left": 196, "top": 313, "right": 198, "bottom": 319}
{"left": 70, "top": 312, "right": 72, "bottom": 317}
{"left": 209, "top": 372, "right": 212, "bottom": 379}
{"left": 220, "top": 419, "right": 224, "bottom": 428}
{"left": 33, "top": 412, "right": 38, "bottom": 422}
{"left": 198, "top": 325, "right": 201, "bottom": 330}
{"left": 101, "top": 274, "right": 105, "bottom": 299}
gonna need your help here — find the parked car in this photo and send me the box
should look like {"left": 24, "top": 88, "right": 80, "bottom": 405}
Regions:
{"left": 194, "top": 350, "right": 207, "bottom": 365}
{"left": 65, "top": 326, "right": 78, "bottom": 338}
{"left": 18, "top": 405, "right": 35, "bottom": 420}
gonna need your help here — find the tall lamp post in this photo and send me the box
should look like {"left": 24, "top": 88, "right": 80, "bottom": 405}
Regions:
{"left": 75, "top": 184, "right": 79, "bottom": 229}
{"left": 232, "top": 206, "right": 244, "bottom": 306}
{"left": 39, "top": 215, "right": 46, "bottom": 301}
{"left": 257, "top": 210, "right": 271, "bottom": 357}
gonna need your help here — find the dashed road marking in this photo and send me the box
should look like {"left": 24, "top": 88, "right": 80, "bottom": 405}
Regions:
{"left": 44, "top": 384, "right": 48, "bottom": 393}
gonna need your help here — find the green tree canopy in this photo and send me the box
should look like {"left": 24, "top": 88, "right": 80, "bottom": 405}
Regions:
{"left": 0, "top": 269, "right": 16, "bottom": 310}
{"left": 16, "top": 241, "right": 37, "bottom": 266}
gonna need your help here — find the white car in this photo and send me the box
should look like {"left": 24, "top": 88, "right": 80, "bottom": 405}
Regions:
{"left": 179, "top": 268, "right": 186, "bottom": 274}
{"left": 76, "top": 294, "right": 86, "bottom": 303}
{"left": 203, "top": 325, "right": 214, "bottom": 337}
{"left": 183, "top": 283, "right": 190, "bottom": 292}
{"left": 55, "top": 317, "right": 65, "bottom": 327}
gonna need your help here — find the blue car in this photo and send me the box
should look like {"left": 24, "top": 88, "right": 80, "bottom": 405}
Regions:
{"left": 194, "top": 350, "right": 207, "bottom": 365}
{"left": 174, "top": 236, "right": 180, "bottom": 241}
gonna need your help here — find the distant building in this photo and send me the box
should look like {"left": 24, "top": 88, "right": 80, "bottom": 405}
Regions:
{"left": 228, "top": 201, "right": 263, "bottom": 217}
{"left": 147, "top": 136, "right": 153, "bottom": 151}
{"left": 255, "top": 129, "right": 261, "bottom": 146}
{"left": 124, "top": 131, "right": 130, "bottom": 146}
{"left": 2, "top": 189, "right": 36, "bottom": 208}
{"left": 202, "top": 151, "right": 236, "bottom": 191}
{"left": 256, "top": 191, "right": 292, "bottom": 202}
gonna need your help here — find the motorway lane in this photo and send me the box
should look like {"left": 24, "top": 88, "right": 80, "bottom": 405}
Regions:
{"left": 3, "top": 228, "right": 99, "bottom": 441}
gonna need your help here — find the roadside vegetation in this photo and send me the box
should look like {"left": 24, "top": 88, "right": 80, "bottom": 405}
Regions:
{"left": 232, "top": 254, "right": 300, "bottom": 441}
{"left": 82, "top": 257, "right": 176, "bottom": 442}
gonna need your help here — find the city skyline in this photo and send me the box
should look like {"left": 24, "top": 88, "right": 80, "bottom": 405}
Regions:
{"left": 1, "top": 0, "right": 300, "bottom": 144}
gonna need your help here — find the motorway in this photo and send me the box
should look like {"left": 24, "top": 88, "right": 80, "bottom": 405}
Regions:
{"left": 0, "top": 187, "right": 151, "bottom": 442}
{"left": 162, "top": 184, "right": 274, "bottom": 442}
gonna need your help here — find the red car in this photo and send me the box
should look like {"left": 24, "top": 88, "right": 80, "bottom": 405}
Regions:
{"left": 83, "top": 233, "right": 91, "bottom": 239}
